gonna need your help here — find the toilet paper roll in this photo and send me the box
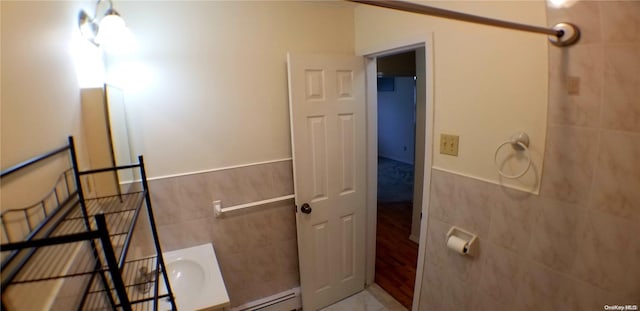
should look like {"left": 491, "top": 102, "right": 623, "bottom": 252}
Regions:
{"left": 447, "top": 236, "right": 468, "bottom": 255}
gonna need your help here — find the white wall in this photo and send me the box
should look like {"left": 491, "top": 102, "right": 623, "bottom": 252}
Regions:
{"left": 1, "top": 1, "right": 95, "bottom": 208}
{"left": 108, "top": 1, "right": 356, "bottom": 178}
{"left": 0, "top": 1, "right": 99, "bottom": 308}
{"left": 2, "top": 0, "right": 356, "bottom": 188}
{"left": 355, "top": 1, "right": 548, "bottom": 192}
{"left": 378, "top": 77, "right": 416, "bottom": 164}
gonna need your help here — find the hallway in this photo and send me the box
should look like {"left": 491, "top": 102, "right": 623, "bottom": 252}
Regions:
{"left": 375, "top": 200, "right": 418, "bottom": 309}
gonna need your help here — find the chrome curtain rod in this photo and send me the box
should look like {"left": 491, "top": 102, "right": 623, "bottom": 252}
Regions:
{"left": 347, "top": 0, "right": 580, "bottom": 47}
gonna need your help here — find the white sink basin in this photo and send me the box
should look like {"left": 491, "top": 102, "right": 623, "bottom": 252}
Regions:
{"left": 158, "top": 244, "right": 230, "bottom": 311}
{"left": 166, "top": 259, "right": 206, "bottom": 297}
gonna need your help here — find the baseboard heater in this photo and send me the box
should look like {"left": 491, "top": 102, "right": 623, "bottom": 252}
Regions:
{"left": 231, "top": 287, "right": 301, "bottom": 311}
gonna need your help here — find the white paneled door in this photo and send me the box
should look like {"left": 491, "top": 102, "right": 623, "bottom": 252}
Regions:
{"left": 287, "top": 54, "right": 367, "bottom": 311}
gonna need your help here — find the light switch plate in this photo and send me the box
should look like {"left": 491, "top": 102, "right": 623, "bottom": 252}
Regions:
{"left": 440, "top": 134, "right": 459, "bottom": 156}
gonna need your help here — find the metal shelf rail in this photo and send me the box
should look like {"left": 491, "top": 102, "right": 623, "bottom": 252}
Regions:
{"left": 0, "top": 137, "right": 177, "bottom": 311}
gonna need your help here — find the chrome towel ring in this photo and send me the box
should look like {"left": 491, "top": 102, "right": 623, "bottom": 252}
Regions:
{"left": 494, "top": 131, "right": 532, "bottom": 179}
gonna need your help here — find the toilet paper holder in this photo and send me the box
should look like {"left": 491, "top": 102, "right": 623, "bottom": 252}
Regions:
{"left": 446, "top": 226, "right": 478, "bottom": 256}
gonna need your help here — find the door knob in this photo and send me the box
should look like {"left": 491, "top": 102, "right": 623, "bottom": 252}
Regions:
{"left": 300, "top": 203, "right": 312, "bottom": 214}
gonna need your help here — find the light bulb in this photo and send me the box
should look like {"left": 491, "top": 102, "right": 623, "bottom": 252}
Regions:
{"left": 95, "top": 12, "right": 136, "bottom": 54}
{"left": 548, "top": 0, "right": 565, "bottom": 7}
{"left": 548, "top": 0, "right": 579, "bottom": 8}
{"left": 95, "top": 13, "right": 126, "bottom": 45}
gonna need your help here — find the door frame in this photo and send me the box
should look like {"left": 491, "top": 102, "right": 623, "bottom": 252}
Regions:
{"left": 361, "top": 34, "right": 435, "bottom": 311}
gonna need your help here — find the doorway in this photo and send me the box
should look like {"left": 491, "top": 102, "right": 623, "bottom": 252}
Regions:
{"left": 364, "top": 39, "right": 433, "bottom": 311}
{"left": 287, "top": 40, "right": 434, "bottom": 310}
{"left": 374, "top": 51, "right": 419, "bottom": 309}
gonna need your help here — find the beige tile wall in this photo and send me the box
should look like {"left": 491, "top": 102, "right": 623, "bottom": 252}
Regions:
{"left": 133, "top": 160, "right": 298, "bottom": 307}
{"left": 420, "top": 1, "right": 640, "bottom": 310}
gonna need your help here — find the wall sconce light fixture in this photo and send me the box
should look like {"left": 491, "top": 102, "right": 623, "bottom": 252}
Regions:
{"left": 78, "top": 0, "right": 130, "bottom": 49}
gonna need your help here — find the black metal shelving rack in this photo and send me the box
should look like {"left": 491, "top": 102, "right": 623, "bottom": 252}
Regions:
{"left": 0, "top": 137, "right": 177, "bottom": 311}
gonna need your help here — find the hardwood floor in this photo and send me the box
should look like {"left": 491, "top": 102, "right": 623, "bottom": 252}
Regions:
{"left": 374, "top": 201, "right": 418, "bottom": 309}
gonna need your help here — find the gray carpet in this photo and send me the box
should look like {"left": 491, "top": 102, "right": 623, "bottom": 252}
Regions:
{"left": 377, "top": 157, "right": 414, "bottom": 203}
